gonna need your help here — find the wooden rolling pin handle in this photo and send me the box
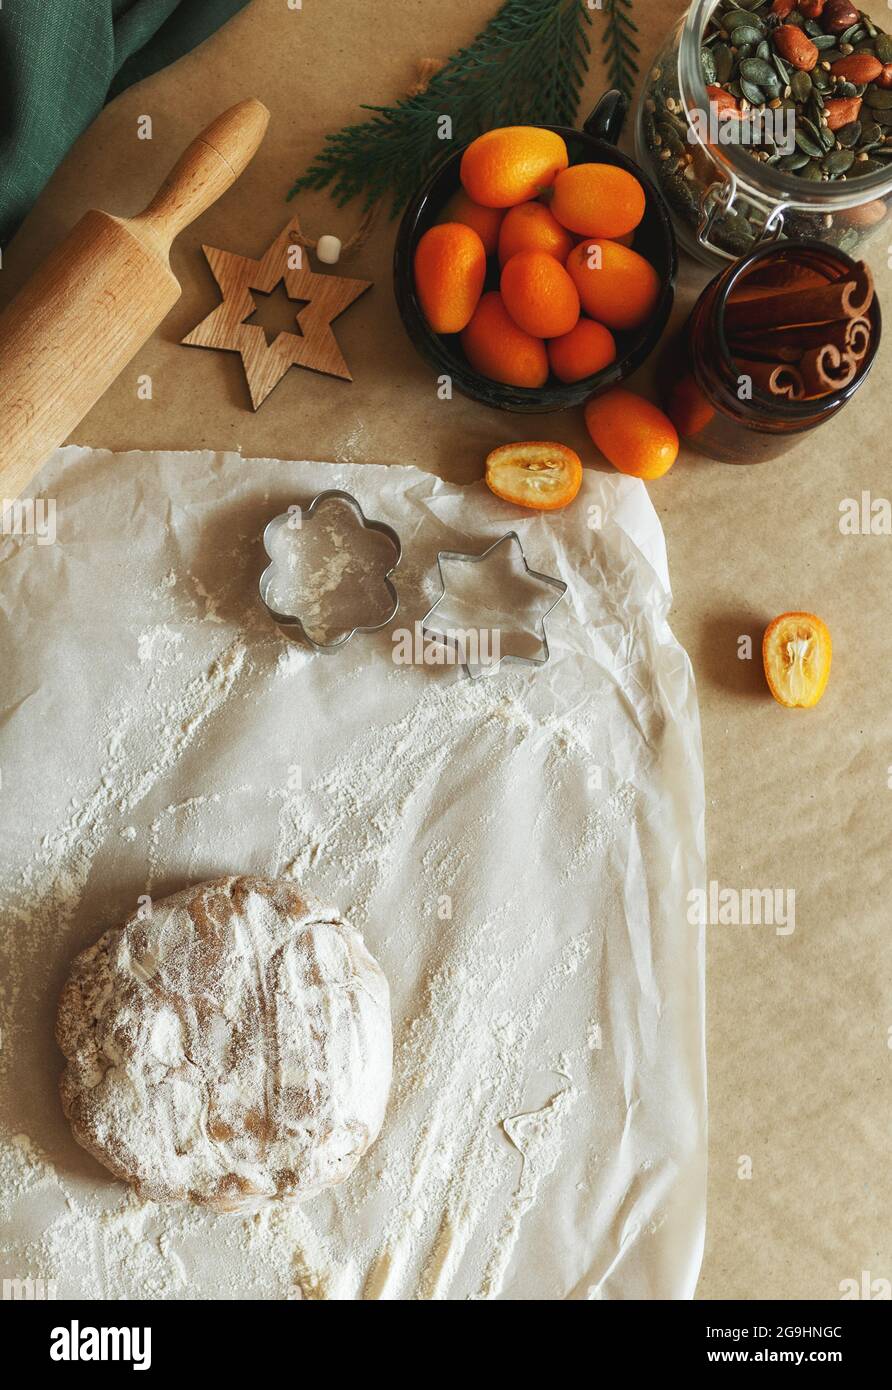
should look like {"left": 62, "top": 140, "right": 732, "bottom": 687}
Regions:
{"left": 131, "top": 98, "right": 270, "bottom": 253}
{"left": 0, "top": 97, "right": 269, "bottom": 502}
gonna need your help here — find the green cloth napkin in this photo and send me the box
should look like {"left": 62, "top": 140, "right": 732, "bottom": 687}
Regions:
{"left": 0, "top": 0, "right": 252, "bottom": 247}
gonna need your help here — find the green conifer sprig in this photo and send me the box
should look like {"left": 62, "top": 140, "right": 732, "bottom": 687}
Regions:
{"left": 288, "top": 0, "right": 595, "bottom": 217}
{"left": 602, "top": 0, "right": 639, "bottom": 101}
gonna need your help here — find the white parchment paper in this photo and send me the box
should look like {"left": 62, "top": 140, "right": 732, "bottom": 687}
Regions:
{"left": 0, "top": 447, "right": 706, "bottom": 1300}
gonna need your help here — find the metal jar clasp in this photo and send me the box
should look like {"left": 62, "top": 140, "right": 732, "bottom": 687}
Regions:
{"left": 698, "top": 173, "right": 788, "bottom": 259}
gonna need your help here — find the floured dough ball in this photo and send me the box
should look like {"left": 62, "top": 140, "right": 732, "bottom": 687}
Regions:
{"left": 56, "top": 876, "right": 392, "bottom": 1209}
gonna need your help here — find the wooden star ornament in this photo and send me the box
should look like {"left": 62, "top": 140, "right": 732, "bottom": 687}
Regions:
{"left": 181, "top": 218, "right": 372, "bottom": 409}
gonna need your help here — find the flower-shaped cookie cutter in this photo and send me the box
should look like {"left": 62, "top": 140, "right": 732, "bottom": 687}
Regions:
{"left": 259, "top": 489, "right": 401, "bottom": 652}
{"left": 421, "top": 531, "right": 568, "bottom": 679}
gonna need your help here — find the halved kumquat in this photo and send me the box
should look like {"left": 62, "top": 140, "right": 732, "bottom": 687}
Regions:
{"left": 762, "top": 612, "right": 832, "bottom": 709}
{"left": 485, "top": 441, "right": 583, "bottom": 511}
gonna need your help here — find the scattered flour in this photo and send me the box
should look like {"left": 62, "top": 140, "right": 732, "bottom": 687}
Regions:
{"left": 0, "top": 456, "right": 701, "bottom": 1301}
{"left": 137, "top": 624, "right": 184, "bottom": 665}
{"left": 1, "top": 636, "right": 621, "bottom": 1297}
{"left": 479, "top": 1080, "right": 579, "bottom": 1297}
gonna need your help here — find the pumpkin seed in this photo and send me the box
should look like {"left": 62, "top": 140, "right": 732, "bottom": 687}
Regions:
{"left": 728, "top": 25, "right": 761, "bottom": 46}
{"left": 795, "top": 129, "right": 825, "bottom": 158}
{"left": 643, "top": 0, "right": 892, "bottom": 260}
{"left": 778, "top": 150, "right": 811, "bottom": 170}
{"left": 823, "top": 148, "right": 856, "bottom": 174}
{"left": 716, "top": 10, "right": 755, "bottom": 30}
{"left": 739, "top": 77, "right": 766, "bottom": 104}
{"left": 714, "top": 42, "right": 734, "bottom": 82}
{"left": 835, "top": 120, "right": 862, "bottom": 146}
{"left": 740, "top": 57, "right": 776, "bottom": 85}
{"left": 656, "top": 122, "right": 685, "bottom": 154}
{"left": 773, "top": 53, "right": 791, "bottom": 85}
{"left": 801, "top": 114, "right": 828, "bottom": 144}
{"left": 875, "top": 33, "right": 892, "bottom": 62}
{"left": 790, "top": 70, "right": 813, "bottom": 102}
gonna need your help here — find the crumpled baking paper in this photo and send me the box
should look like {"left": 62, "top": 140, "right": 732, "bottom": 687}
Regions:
{"left": 0, "top": 447, "right": 705, "bottom": 1300}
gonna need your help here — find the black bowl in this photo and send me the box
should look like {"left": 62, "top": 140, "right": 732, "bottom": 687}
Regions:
{"left": 393, "top": 90, "right": 678, "bottom": 414}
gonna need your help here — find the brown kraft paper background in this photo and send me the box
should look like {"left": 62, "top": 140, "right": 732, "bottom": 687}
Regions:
{"left": 1, "top": 0, "right": 890, "bottom": 1300}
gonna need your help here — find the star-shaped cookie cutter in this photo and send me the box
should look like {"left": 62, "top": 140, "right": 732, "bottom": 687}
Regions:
{"left": 259, "top": 490, "right": 401, "bottom": 653}
{"left": 421, "top": 532, "right": 568, "bottom": 679}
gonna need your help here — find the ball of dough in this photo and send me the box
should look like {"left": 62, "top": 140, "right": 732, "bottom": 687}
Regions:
{"left": 56, "top": 876, "right": 392, "bottom": 1209}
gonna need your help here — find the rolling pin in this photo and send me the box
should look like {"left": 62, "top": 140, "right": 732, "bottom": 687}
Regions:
{"left": 0, "top": 98, "right": 270, "bottom": 501}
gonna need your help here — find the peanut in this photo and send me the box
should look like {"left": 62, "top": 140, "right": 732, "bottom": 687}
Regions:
{"left": 774, "top": 24, "right": 819, "bottom": 72}
{"left": 822, "top": 0, "right": 860, "bottom": 34}
{"left": 706, "top": 84, "right": 742, "bottom": 119}
{"left": 824, "top": 96, "right": 863, "bottom": 131}
{"left": 829, "top": 54, "right": 883, "bottom": 83}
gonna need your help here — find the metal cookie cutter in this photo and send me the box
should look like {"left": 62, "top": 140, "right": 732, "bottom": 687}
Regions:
{"left": 421, "top": 531, "right": 568, "bottom": 680}
{"left": 259, "top": 489, "right": 401, "bottom": 652}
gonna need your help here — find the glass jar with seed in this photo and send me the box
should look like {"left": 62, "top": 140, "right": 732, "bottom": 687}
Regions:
{"left": 635, "top": 0, "right": 892, "bottom": 266}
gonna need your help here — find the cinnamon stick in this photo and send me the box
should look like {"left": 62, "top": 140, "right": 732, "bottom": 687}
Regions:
{"left": 730, "top": 314, "right": 872, "bottom": 360}
{"left": 728, "top": 334, "right": 803, "bottom": 364}
{"left": 843, "top": 316, "right": 871, "bottom": 363}
{"left": 727, "top": 281, "right": 859, "bottom": 332}
{"left": 734, "top": 355, "right": 806, "bottom": 399}
{"left": 726, "top": 256, "right": 874, "bottom": 401}
{"left": 799, "top": 343, "right": 857, "bottom": 398}
{"left": 734, "top": 263, "right": 831, "bottom": 293}
{"left": 725, "top": 260, "right": 873, "bottom": 332}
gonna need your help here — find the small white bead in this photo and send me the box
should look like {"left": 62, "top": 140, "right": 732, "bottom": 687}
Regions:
{"left": 316, "top": 235, "right": 342, "bottom": 265}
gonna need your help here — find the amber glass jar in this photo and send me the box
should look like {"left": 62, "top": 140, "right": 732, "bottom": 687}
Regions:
{"left": 666, "top": 240, "right": 881, "bottom": 463}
